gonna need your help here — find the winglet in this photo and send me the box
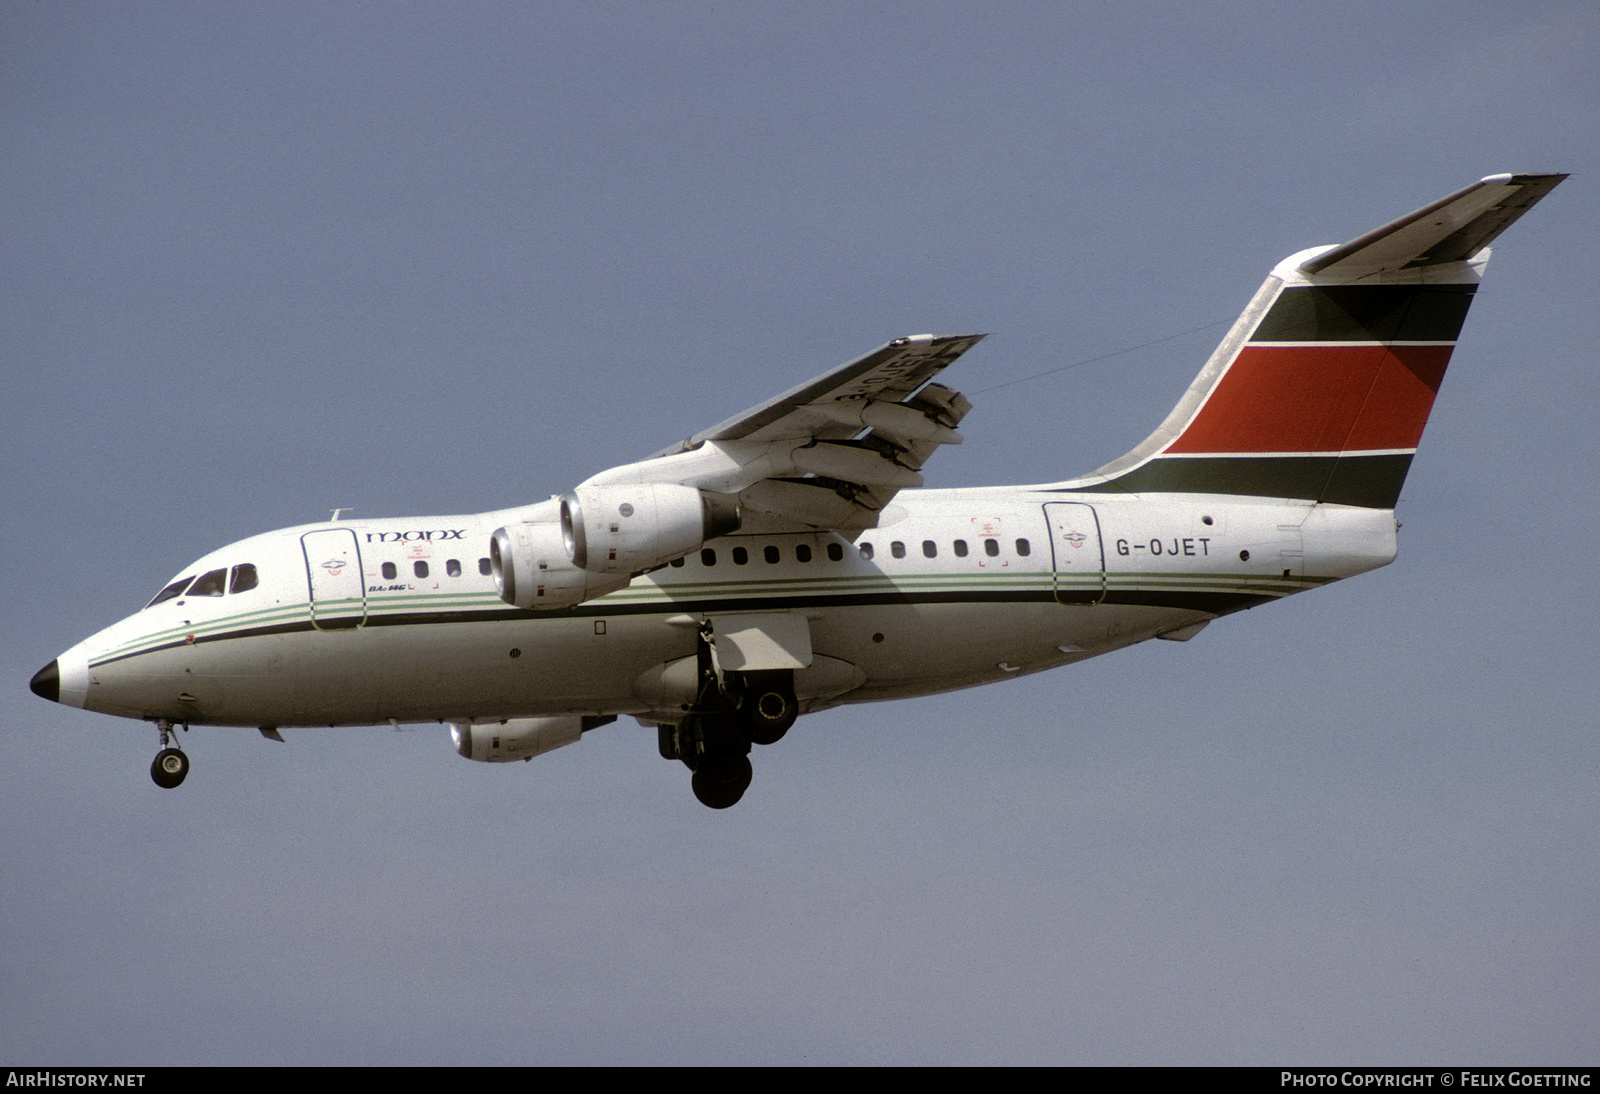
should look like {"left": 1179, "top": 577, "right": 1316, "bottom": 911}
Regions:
{"left": 1299, "top": 172, "right": 1567, "bottom": 276}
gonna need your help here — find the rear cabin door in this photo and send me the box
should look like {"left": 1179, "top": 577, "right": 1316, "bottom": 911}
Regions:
{"left": 302, "top": 528, "right": 368, "bottom": 630}
{"left": 1043, "top": 502, "right": 1106, "bottom": 605}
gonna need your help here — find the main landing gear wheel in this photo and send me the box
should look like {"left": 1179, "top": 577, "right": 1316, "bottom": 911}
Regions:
{"left": 691, "top": 753, "right": 752, "bottom": 810}
{"left": 151, "top": 747, "right": 189, "bottom": 789}
{"left": 741, "top": 686, "right": 798, "bottom": 746}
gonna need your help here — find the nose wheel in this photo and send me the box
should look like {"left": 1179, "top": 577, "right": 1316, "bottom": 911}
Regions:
{"left": 151, "top": 748, "right": 189, "bottom": 788}
{"left": 149, "top": 720, "right": 190, "bottom": 789}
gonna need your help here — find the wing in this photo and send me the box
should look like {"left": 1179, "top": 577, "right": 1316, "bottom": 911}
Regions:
{"left": 580, "top": 333, "right": 985, "bottom": 532}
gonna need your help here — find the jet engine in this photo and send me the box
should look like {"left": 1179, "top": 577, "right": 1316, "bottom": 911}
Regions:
{"left": 450, "top": 715, "right": 616, "bottom": 762}
{"left": 490, "top": 520, "right": 629, "bottom": 609}
{"left": 561, "top": 483, "right": 740, "bottom": 574}
{"left": 491, "top": 484, "right": 740, "bottom": 610}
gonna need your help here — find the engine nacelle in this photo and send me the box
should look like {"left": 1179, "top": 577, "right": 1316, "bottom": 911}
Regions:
{"left": 491, "top": 485, "right": 739, "bottom": 610}
{"left": 450, "top": 715, "right": 615, "bottom": 763}
{"left": 561, "top": 484, "right": 740, "bottom": 575}
{"left": 490, "top": 521, "right": 630, "bottom": 609}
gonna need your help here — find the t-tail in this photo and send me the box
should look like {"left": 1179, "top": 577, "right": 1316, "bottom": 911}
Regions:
{"left": 1073, "top": 173, "right": 1566, "bottom": 508}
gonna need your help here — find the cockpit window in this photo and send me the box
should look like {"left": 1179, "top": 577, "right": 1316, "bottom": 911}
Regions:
{"left": 146, "top": 575, "right": 194, "bottom": 608}
{"left": 188, "top": 569, "right": 227, "bottom": 597}
{"left": 229, "top": 563, "right": 258, "bottom": 594}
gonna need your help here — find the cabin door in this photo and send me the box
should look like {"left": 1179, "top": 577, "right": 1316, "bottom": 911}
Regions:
{"left": 1043, "top": 502, "right": 1106, "bottom": 605}
{"left": 301, "top": 528, "right": 368, "bottom": 630}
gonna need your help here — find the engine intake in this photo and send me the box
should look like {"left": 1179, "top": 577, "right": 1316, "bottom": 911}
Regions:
{"left": 490, "top": 521, "right": 629, "bottom": 609}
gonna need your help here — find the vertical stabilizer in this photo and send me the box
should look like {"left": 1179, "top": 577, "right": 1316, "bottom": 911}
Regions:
{"left": 1075, "top": 173, "right": 1565, "bottom": 508}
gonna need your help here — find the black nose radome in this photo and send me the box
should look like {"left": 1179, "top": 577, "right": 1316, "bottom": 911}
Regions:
{"left": 30, "top": 660, "right": 60, "bottom": 704}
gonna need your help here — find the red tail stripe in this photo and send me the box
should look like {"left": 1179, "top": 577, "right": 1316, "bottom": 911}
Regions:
{"left": 1164, "top": 343, "right": 1453, "bottom": 455}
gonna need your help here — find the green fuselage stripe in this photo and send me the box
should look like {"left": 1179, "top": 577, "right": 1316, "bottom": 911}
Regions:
{"left": 89, "top": 570, "right": 1316, "bottom": 669}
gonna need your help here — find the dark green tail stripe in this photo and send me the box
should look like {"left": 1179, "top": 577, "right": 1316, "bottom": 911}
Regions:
{"left": 1251, "top": 284, "right": 1476, "bottom": 343}
{"left": 1067, "top": 453, "right": 1414, "bottom": 508}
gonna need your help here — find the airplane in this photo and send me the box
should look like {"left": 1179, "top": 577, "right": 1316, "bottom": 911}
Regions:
{"left": 30, "top": 173, "right": 1565, "bottom": 808}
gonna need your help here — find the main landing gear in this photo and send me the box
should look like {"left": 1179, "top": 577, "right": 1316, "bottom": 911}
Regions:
{"left": 659, "top": 622, "right": 799, "bottom": 809}
{"left": 150, "top": 720, "right": 189, "bottom": 789}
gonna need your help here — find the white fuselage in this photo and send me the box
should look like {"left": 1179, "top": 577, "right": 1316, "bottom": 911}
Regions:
{"left": 52, "top": 484, "right": 1397, "bottom": 731}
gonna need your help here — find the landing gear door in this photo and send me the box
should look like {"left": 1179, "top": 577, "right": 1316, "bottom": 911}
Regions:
{"left": 302, "top": 528, "right": 367, "bottom": 630}
{"left": 1044, "top": 502, "right": 1106, "bottom": 605}
{"left": 708, "top": 612, "right": 813, "bottom": 671}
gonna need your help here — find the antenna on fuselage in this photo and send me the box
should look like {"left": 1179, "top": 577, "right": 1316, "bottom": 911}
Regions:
{"left": 330, "top": 508, "right": 350, "bottom": 522}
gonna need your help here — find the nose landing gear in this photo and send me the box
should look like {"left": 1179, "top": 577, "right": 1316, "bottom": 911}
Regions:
{"left": 149, "top": 720, "right": 189, "bottom": 789}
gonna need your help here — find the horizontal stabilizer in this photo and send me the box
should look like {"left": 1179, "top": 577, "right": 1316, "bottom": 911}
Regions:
{"left": 1300, "top": 173, "right": 1567, "bottom": 277}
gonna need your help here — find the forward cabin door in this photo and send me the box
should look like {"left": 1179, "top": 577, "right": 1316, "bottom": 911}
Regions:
{"left": 1043, "top": 502, "right": 1106, "bottom": 605}
{"left": 301, "top": 528, "right": 368, "bottom": 630}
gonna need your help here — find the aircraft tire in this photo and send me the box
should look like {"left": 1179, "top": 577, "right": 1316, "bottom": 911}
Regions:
{"left": 150, "top": 747, "right": 189, "bottom": 789}
{"left": 691, "top": 753, "right": 751, "bottom": 809}
{"left": 742, "top": 688, "right": 797, "bottom": 746}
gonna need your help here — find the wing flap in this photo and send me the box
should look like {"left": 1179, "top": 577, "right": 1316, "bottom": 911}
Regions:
{"left": 657, "top": 333, "right": 984, "bottom": 454}
{"left": 596, "top": 333, "right": 984, "bottom": 532}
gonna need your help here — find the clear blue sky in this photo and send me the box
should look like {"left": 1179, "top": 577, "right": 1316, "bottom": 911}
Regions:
{"left": 3, "top": 1, "right": 1596, "bottom": 1064}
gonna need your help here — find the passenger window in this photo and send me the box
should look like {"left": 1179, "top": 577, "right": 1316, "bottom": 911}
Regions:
{"left": 701, "top": 548, "right": 717, "bottom": 566}
{"left": 859, "top": 542, "right": 874, "bottom": 560}
{"left": 382, "top": 562, "right": 397, "bottom": 580}
{"left": 953, "top": 539, "right": 968, "bottom": 557}
{"left": 764, "top": 545, "right": 780, "bottom": 564}
{"left": 891, "top": 541, "right": 906, "bottom": 559}
{"left": 447, "top": 559, "right": 462, "bottom": 577}
{"left": 478, "top": 558, "right": 491, "bottom": 576}
{"left": 669, "top": 557, "right": 685, "bottom": 567}
{"left": 146, "top": 575, "right": 195, "bottom": 608}
{"left": 732, "top": 547, "right": 748, "bottom": 565}
{"left": 229, "top": 564, "right": 258, "bottom": 594}
{"left": 1016, "top": 538, "right": 1031, "bottom": 557}
{"left": 922, "top": 540, "right": 937, "bottom": 558}
{"left": 796, "top": 544, "right": 812, "bottom": 563}
{"left": 189, "top": 569, "right": 227, "bottom": 597}
{"left": 984, "top": 539, "right": 1000, "bottom": 557}
{"left": 827, "top": 542, "right": 843, "bottom": 561}
{"left": 414, "top": 561, "right": 429, "bottom": 578}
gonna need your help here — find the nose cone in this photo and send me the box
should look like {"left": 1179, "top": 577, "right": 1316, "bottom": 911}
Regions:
{"left": 30, "top": 660, "right": 60, "bottom": 704}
